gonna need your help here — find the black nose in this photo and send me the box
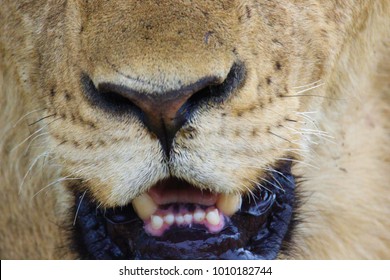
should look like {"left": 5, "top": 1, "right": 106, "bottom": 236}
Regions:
{"left": 82, "top": 63, "right": 245, "bottom": 156}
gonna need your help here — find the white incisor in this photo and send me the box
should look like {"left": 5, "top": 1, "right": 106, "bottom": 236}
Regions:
{"left": 132, "top": 191, "right": 242, "bottom": 223}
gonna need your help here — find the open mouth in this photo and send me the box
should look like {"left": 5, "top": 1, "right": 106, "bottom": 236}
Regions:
{"left": 72, "top": 162, "right": 295, "bottom": 259}
{"left": 131, "top": 178, "right": 242, "bottom": 236}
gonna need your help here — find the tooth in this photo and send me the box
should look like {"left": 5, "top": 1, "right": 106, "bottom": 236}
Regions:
{"left": 164, "top": 213, "right": 174, "bottom": 225}
{"left": 216, "top": 193, "right": 242, "bottom": 216}
{"left": 184, "top": 213, "right": 193, "bottom": 224}
{"left": 193, "top": 209, "right": 205, "bottom": 222}
{"left": 206, "top": 208, "right": 220, "bottom": 226}
{"left": 151, "top": 215, "right": 164, "bottom": 230}
{"left": 132, "top": 193, "right": 158, "bottom": 220}
{"left": 175, "top": 214, "right": 184, "bottom": 225}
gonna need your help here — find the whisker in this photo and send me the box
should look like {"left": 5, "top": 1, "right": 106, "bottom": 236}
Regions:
{"left": 282, "top": 147, "right": 319, "bottom": 157}
{"left": 250, "top": 179, "right": 274, "bottom": 194}
{"left": 12, "top": 108, "right": 47, "bottom": 128}
{"left": 264, "top": 167, "right": 295, "bottom": 185}
{"left": 11, "top": 117, "right": 61, "bottom": 152}
{"left": 285, "top": 124, "right": 337, "bottom": 145}
{"left": 291, "top": 146, "right": 321, "bottom": 158}
{"left": 18, "top": 152, "right": 50, "bottom": 194}
{"left": 22, "top": 132, "right": 50, "bottom": 156}
{"left": 28, "top": 113, "right": 57, "bottom": 126}
{"left": 244, "top": 184, "right": 258, "bottom": 204}
{"left": 261, "top": 176, "right": 285, "bottom": 193}
{"left": 278, "top": 125, "right": 313, "bottom": 142}
{"left": 31, "top": 165, "right": 92, "bottom": 199}
{"left": 283, "top": 147, "right": 310, "bottom": 153}
{"left": 299, "top": 128, "right": 333, "bottom": 137}
{"left": 11, "top": 126, "right": 47, "bottom": 152}
{"left": 281, "top": 125, "right": 330, "bottom": 144}
{"left": 296, "top": 111, "right": 318, "bottom": 115}
{"left": 32, "top": 177, "right": 83, "bottom": 199}
{"left": 292, "top": 79, "right": 322, "bottom": 89}
{"left": 280, "top": 94, "right": 343, "bottom": 100}
{"left": 262, "top": 107, "right": 291, "bottom": 120}
{"left": 294, "top": 82, "right": 324, "bottom": 94}
{"left": 73, "top": 191, "right": 87, "bottom": 226}
{"left": 268, "top": 131, "right": 293, "bottom": 143}
{"left": 240, "top": 182, "right": 258, "bottom": 209}
{"left": 95, "top": 201, "right": 104, "bottom": 216}
{"left": 275, "top": 157, "right": 319, "bottom": 170}
{"left": 294, "top": 111, "right": 320, "bottom": 130}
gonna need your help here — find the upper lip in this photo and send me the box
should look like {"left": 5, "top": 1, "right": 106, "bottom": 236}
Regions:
{"left": 147, "top": 178, "right": 218, "bottom": 206}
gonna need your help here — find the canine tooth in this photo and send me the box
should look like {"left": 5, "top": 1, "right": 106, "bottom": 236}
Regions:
{"left": 151, "top": 215, "right": 164, "bottom": 230}
{"left": 175, "top": 214, "right": 184, "bottom": 225}
{"left": 216, "top": 193, "right": 242, "bottom": 216}
{"left": 184, "top": 213, "right": 193, "bottom": 224}
{"left": 194, "top": 209, "right": 205, "bottom": 222}
{"left": 206, "top": 208, "right": 220, "bottom": 225}
{"left": 132, "top": 193, "right": 157, "bottom": 220}
{"left": 164, "top": 213, "right": 174, "bottom": 225}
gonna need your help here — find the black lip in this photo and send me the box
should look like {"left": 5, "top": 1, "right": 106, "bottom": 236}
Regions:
{"left": 71, "top": 162, "right": 295, "bottom": 260}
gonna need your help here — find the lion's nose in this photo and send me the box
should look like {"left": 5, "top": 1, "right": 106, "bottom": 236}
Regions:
{"left": 99, "top": 77, "right": 221, "bottom": 154}
{"left": 82, "top": 63, "right": 245, "bottom": 156}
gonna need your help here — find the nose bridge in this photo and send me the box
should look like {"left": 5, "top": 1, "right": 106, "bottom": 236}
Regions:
{"left": 84, "top": 0, "right": 237, "bottom": 83}
{"left": 92, "top": 55, "right": 232, "bottom": 96}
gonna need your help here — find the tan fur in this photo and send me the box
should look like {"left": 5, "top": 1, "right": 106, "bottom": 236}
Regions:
{"left": 1, "top": 0, "right": 389, "bottom": 259}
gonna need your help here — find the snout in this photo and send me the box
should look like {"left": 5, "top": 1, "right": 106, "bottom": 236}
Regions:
{"left": 82, "top": 62, "right": 245, "bottom": 155}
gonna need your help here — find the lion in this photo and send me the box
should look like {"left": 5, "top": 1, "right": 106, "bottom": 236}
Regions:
{"left": 0, "top": 0, "right": 389, "bottom": 260}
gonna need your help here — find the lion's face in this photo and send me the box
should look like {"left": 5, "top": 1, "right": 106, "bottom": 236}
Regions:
{"left": 32, "top": 0, "right": 349, "bottom": 259}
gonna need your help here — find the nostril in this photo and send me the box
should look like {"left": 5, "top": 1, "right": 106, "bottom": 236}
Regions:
{"left": 184, "top": 62, "right": 246, "bottom": 110}
{"left": 97, "top": 88, "right": 136, "bottom": 109}
{"left": 81, "top": 74, "right": 144, "bottom": 118}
